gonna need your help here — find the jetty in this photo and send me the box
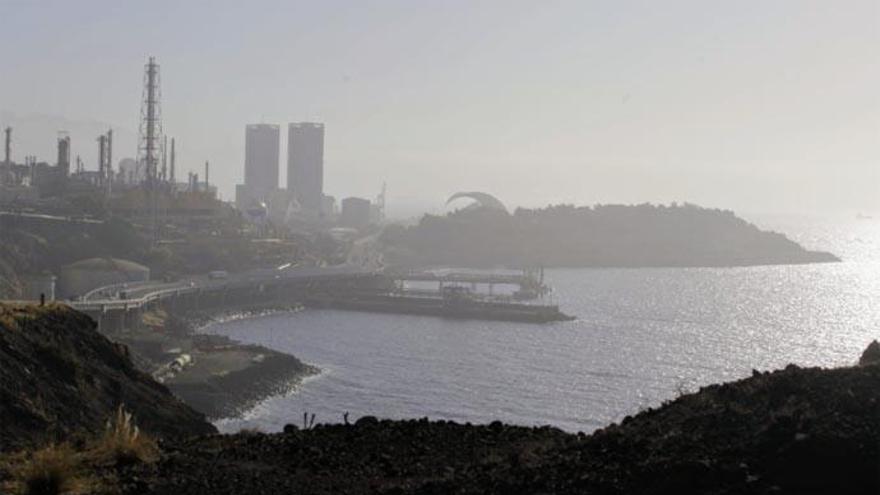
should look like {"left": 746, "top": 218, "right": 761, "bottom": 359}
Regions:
{"left": 387, "top": 267, "right": 550, "bottom": 300}
{"left": 64, "top": 266, "right": 571, "bottom": 327}
{"left": 306, "top": 285, "right": 572, "bottom": 324}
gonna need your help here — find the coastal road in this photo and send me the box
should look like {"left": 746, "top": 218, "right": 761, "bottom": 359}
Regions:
{"left": 70, "top": 264, "right": 378, "bottom": 312}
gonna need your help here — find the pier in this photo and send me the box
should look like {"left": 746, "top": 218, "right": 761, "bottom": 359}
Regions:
{"left": 388, "top": 268, "right": 549, "bottom": 299}
{"left": 305, "top": 291, "right": 572, "bottom": 323}
{"left": 65, "top": 266, "right": 569, "bottom": 328}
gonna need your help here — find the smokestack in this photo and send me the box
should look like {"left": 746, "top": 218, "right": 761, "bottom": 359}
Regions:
{"left": 106, "top": 129, "right": 113, "bottom": 179}
{"left": 204, "top": 161, "right": 209, "bottom": 191}
{"left": 4, "top": 127, "right": 11, "bottom": 166}
{"left": 57, "top": 133, "right": 71, "bottom": 177}
{"left": 170, "top": 138, "right": 176, "bottom": 183}
{"left": 162, "top": 135, "right": 168, "bottom": 182}
{"left": 98, "top": 135, "right": 107, "bottom": 184}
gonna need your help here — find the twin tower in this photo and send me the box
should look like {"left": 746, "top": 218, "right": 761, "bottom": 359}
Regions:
{"left": 238, "top": 122, "right": 324, "bottom": 214}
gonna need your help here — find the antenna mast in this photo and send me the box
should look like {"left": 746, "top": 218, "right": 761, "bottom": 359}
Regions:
{"left": 137, "top": 56, "right": 163, "bottom": 243}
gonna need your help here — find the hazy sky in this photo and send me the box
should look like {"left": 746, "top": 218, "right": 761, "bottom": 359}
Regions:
{"left": 1, "top": 0, "right": 877, "bottom": 217}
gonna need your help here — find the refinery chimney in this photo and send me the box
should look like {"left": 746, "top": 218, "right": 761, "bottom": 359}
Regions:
{"left": 170, "top": 138, "right": 176, "bottom": 183}
{"left": 97, "top": 134, "right": 107, "bottom": 184}
{"left": 161, "top": 135, "right": 168, "bottom": 182}
{"left": 106, "top": 129, "right": 113, "bottom": 181}
{"left": 4, "top": 127, "right": 11, "bottom": 166}
{"left": 57, "top": 133, "right": 71, "bottom": 176}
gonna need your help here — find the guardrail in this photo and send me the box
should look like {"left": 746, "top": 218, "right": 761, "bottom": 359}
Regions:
{"left": 70, "top": 285, "right": 200, "bottom": 312}
{"left": 80, "top": 280, "right": 176, "bottom": 301}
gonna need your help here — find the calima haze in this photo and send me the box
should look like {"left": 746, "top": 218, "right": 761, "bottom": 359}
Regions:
{"left": 0, "top": 1, "right": 878, "bottom": 494}
{"left": 2, "top": 0, "right": 878, "bottom": 215}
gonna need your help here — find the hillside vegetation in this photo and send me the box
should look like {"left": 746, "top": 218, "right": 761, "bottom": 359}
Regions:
{"left": 382, "top": 203, "right": 839, "bottom": 268}
{"left": 0, "top": 303, "right": 215, "bottom": 452}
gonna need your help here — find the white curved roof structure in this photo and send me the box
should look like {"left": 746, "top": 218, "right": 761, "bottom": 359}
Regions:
{"left": 446, "top": 192, "right": 508, "bottom": 213}
{"left": 63, "top": 257, "right": 149, "bottom": 274}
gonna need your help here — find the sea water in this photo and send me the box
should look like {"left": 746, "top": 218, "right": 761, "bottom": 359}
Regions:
{"left": 211, "top": 214, "right": 880, "bottom": 433}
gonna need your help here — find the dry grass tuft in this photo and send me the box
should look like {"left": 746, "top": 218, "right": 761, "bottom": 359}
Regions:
{"left": 0, "top": 407, "right": 159, "bottom": 494}
{"left": 92, "top": 406, "right": 158, "bottom": 466}
{"left": 6, "top": 444, "right": 89, "bottom": 495}
{"left": 0, "top": 303, "right": 73, "bottom": 331}
{"left": 0, "top": 312, "right": 20, "bottom": 331}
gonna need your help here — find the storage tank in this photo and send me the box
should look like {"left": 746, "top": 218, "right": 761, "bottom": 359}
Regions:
{"left": 340, "top": 197, "right": 371, "bottom": 230}
{"left": 58, "top": 258, "right": 149, "bottom": 299}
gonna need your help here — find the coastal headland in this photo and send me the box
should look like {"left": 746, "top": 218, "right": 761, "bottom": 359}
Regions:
{"left": 382, "top": 203, "right": 840, "bottom": 268}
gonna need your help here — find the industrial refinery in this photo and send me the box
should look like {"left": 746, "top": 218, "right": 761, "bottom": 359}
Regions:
{"left": 0, "top": 56, "right": 385, "bottom": 234}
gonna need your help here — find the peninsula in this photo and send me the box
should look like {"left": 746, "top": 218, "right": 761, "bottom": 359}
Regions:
{"left": 382, "top": 202, "right": 839, "bottom": 268}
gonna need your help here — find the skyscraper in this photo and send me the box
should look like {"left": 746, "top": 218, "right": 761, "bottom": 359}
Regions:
{"left": 287, "top": 122, "right": 324, "bottom": 213}
{"left": 243, "top": 124, "right": 280, "bottom": 202}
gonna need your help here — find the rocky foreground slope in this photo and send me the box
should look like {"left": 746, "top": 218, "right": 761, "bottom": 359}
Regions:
{"left": 1, "top": 304, "right": 877, "bottom": 494}
{"left": 112, "top": 359, "right": 880, "bottom": 494}
{"left": 0, "top": 304, "right": 215, "bottom": 452}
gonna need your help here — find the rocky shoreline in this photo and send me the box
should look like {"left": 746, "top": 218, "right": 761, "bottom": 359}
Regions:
{"left": 2, "top": 303, "right": 879, "bottom": 494}
{"left": 165, "top": 341, "right": 316, "bottom": 420}
{"left": 111, "top": 304, "right": 318, "bottom": 421}
{"left": 97, "top": 355, "right": 880, "bottom": 493}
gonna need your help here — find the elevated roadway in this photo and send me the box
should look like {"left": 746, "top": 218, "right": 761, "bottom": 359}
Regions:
{"left": 69, "top": 264, "right": 378, "bottom": 313}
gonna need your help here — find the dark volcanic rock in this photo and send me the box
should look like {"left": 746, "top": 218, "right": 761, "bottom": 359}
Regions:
{"left": 4, "top": 302, "right": 877, "bottom": 493}
{"left": 859, "top": 340, "right": 880, "bottom": 366}
{"left": 167, "top": 348, "right": 315, "bottom": 419}
{"left": 114, "top": 363, "right": 880, "bottom": 494}
{"left": 0, "top": 304, "right": 216, "bottom": 452}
